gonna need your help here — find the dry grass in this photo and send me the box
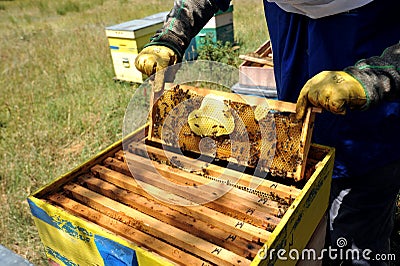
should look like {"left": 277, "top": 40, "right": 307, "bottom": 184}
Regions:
{"left": 0, "top": 0, "right": 267, "bottom": 264}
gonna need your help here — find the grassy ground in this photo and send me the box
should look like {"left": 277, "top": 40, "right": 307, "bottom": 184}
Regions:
{"left": 0, "top": 0, "right": 267, "bottom": 264}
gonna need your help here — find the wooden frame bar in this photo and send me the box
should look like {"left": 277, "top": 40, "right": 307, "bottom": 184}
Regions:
{"left": 89, "top": 166, "right": 271, "bottom": 244}
{"left": 59, "top": 183, "right": 251, "bottom": 266}
{"left": 124, "top": 146, "right": 301, "bottom": 200}
{"left": 100, "top": 156, "right": 282, "bottom": 230}
{"left": 79, "top": 175, "right": 261, "bottom": 258}
{"left": 46, "top": 193, "right": 211, "bottom": 266}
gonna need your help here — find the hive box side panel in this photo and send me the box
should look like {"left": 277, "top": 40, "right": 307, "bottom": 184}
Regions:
{"left": 109, "top": 51, "right": 143, "bottom": 83}
{"left": 184, "top": 5, "right": 233, "bottom": 60}
{"left": 252, "top": 145, "right": 334, "bottom": 265}
{"left": 107, "top": 36, "right": 153, "bottom": 83}
{"left": 28, "top": 196, "right": 170, "bottom": 266}
{"left": 107, "top": 37, "right": 140, "bottom": 53}
{"left": 239, "top": 66, "right": 276, "bottom": 89}
{"left": 195, "top": 24, "right": 234, "bottom": 49}
{"left": 106, "top": 18, "right": 163, "bottom": 83}
{"left": 297, "top": 213, "right": 327, "bottom": 266}
{"left": 203, "top": 6, "right": 233, "bottom": 28}
{"left": 239, "top": 40, "right": 276, "bottom": 89}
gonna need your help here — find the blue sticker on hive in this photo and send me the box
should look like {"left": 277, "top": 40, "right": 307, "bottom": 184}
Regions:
{"left": 95, "top": 235, "right": 138, "bottom": 266}
{"left": 28, "top": 198, "right": 59, "bottom": 228}
{"left": 27, "top": 198, "right": 93, "bottom": 242}
{"left": 46, "top": 246, "right": 78, "bottom": 266}
{"left": 52, "top": 216, "right": 92, "bottom": 242}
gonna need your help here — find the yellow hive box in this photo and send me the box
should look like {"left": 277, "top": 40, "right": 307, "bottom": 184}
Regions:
{"left": 105, "top": 12, "right": 168, "bottom": 83}
{"left": 28, "top": 122, "right": 334, "bottom": 266}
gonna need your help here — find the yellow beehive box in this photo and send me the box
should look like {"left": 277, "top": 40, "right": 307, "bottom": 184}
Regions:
{"left": 28, "top": 121, "right": 334, "bottom": 265}
{"left": 105, "top": 12, "right": 168, "bottom": 83}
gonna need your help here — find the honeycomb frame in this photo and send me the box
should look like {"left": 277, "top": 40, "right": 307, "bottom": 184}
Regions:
{"left": 148, "top": 84, "right": 318, "bottom": 181}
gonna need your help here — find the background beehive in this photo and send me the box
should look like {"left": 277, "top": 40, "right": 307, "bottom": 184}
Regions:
{"left": 148, "top": 85, "right": 316, "bottom": 180}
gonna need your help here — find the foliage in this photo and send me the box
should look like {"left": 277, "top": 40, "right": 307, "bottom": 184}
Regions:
{"left": 197, "top": 35, "right": 241, "bottom": 67}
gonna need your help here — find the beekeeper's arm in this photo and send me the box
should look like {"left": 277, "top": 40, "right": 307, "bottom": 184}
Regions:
{"left": 135, "top": 0, "right": 230, "bottom": 77}
{"left": 296, "top": 42, "right": 400, "bottom": 119}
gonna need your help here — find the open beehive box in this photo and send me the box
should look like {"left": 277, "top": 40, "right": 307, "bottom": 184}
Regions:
{"left": 28, "top": 85, "right": 334, "bottom": 266}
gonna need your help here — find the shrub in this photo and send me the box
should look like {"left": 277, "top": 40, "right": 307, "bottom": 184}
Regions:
{"left": 197, "top": 36, "right": 240, "bottom": 67}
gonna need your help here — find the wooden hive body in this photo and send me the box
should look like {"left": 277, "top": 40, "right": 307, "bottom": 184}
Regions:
{"left": 29, "top": 120, "right": 334, "bottom": 265}
{"left": 238, "top": 40, "right": 276, "bottom": 92}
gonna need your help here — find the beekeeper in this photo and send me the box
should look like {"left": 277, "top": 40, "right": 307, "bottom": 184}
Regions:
{"left": 135, "top": 1, "right": 400, "bottom": 264}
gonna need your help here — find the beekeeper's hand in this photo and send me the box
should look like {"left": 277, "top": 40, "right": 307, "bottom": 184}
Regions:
{"left": 296, "top": 71, "right": 367, "bottom": 120}
{"left": 135, "top": 45, "right": 178, "bottom": 77}
{"left": 135, "top": 45, "right": 178, "bottom": 92}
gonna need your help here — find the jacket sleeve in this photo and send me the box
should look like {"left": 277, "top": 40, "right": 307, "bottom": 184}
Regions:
{"left": 344, "top": 42, "right": 400, "bottom": 109}
{"left": 145, "top": 0, "right": 229, "bottom": 60}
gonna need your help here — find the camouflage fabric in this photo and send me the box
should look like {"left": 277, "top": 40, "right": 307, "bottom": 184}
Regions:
{"left": 145, "top": 0, "right": 221, "bottom": 59}
{"left": 345, "top": 42, "right": 400, "bottom": 109}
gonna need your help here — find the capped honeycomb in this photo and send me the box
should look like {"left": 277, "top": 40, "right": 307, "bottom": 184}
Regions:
{"left": 149, "top": 85, "right": 315, "bottom": 180}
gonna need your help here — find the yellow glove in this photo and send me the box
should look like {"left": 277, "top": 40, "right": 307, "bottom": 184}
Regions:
{"left": 135, "top": 45, "right": 178, "bottom": 77}
{"left": 135, "top": 45, "right": 178, "bottom": 92}
{"left": 296, "top": 71, "right": 367, "bottom": 120}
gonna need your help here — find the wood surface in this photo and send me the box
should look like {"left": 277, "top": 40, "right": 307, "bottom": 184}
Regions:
{"left": 60, "top": 183, "right": 251, "bottom": 266}
{"left": 239, "top": 55, "right": 274, "bottom": 67}
{"left": 90, "top": 165, "right": 271, "bottom": 243}
{"left": 125, "top": 146, "right": 301, "bottom": 200}
{"left": 101, "top": 155, "right": 282, "bottom": 230}
{"left": 47, "top": 193, "right": 213, "bottom": 266}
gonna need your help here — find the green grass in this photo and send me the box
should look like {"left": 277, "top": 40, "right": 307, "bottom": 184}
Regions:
{"left": 0, "top": 0, "right": 267, "bottom": 264}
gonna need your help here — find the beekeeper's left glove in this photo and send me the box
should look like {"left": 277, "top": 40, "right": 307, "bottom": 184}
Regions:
{"left": 296, "top": 71, "right": 367, "bottom": 120}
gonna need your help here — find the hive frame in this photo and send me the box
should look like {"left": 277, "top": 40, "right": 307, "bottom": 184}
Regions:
{"left": 148, "top": 84, "right": 320, "bottom": 181}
